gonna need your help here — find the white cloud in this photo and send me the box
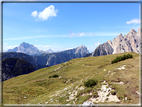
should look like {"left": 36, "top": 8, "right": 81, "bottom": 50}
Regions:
{"left": 4, "top": 43, "right": 7, "bottom": 45}
{"left": 4, "top": 45, "right": 18, "bottom": 51}
{"left": 69, "top": 32, "right": 85, "bottom": 37}
{"left": 94, "top": 42, "right": 100, "bottom": 46}
{"left": 31, "top": 5, "right": 58, "bottom": 21}
{"left": 38, "top": 5, "right": 58, "bottom": 21}
{"left": 79, "top": 32, "right": 85, "bottom": 36}
{"left": 31, "top": 11, "right": 38, "bottom": 17}
{"left": 126, "top": 19, "right": 140, "bottom": 24}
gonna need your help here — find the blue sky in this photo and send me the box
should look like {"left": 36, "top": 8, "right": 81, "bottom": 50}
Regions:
{"left": 3, "top": 2, "right": 140, "bottom": 53}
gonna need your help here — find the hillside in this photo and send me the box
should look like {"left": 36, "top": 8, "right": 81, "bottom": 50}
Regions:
{"left": 3, "top": 52, "right": 139, "bottom": 105}
{"left": 2, "top": 58, "right": 35, "bottom": 81}
{"left": 1, "top": 52, "right": 40, "bottom": 70}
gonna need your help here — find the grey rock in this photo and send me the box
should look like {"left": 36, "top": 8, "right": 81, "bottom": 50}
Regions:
{"left": 92, "top": 42, "right": 114, "bottom": 56}
{"left": 92, "top": 28, "right": 140, "bottom": 57}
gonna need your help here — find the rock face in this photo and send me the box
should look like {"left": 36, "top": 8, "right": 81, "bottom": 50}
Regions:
{"left": 2, "top": 58, "right": 35, "bottom": 81}
{"left": 33, "top": 45, "right": 89, "bottom": 67}
{"left": 7, "top": 42, "right": 54, "bottom": 56}
{"left": 92, "top": 42, "right": 114, "bottom": 56}
{"left": 2, "top": 52, "right": 40, "bottom": 70}
{"left": 92, "top": 28, "right": 140, "bottom": 56}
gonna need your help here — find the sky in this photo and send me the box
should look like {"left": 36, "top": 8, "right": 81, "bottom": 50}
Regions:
{"left": 3, "top": 2, "right": 140, "bottom": 53}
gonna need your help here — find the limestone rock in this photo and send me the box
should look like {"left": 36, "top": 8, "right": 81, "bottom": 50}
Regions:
{"left": 92, "top": 28, "right": 140, "bottom": 56}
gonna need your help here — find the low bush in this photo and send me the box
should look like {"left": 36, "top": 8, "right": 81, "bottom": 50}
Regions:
{"left": 49, "top": 74, "right": 58, "bottom": 78}
{"left": 111, "top": 54, "right": 133, "bottom": 64}
{"left": 84, "top": 79, "right": 98, "bottom": 87}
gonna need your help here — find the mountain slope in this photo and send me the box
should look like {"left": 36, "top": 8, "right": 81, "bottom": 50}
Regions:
{"left": 7, "top": 42, "right": 54, "bottom": 56}
{"left": 92, "top": 29, "right": 140, "bottom": 57}
{"left": 2, "top": 57, "right": 35, "bottom": 81}
{"left": 1, "top": 52, "right": 40, "bottom": 70}
{"left": 3, "top": 52, "right": 139, "bottom": 104}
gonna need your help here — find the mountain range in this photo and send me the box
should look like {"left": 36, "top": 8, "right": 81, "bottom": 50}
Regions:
{"left": 2, "top": 45, "right": 89, "bottom": 80}
{"left": 85, "top": 28, "right": 140, "bottom": 57}
{"left": 33, "top": 45, "right": 89, "bottom": 67}
{"left": 7, "top": 42, "right": 54, "bottom": 56}
{"left": 3, "top": 28, "right": 140, "bottom": 81}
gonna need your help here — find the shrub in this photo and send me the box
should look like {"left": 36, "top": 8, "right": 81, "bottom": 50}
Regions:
{"left": 52, "top": 74, "right": 58, "bottom": 78}
{"left": 84, "top": 79, "right": 98, "bottom": 87}
{"left": 49, "top": 74, "right": 58, "bottom": 78}
{"left": 111, "top": 54, "right": 133, "bottom": 64}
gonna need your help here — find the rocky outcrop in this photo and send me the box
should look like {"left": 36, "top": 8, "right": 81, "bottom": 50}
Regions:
{"left": 92, "top": 28, "right": 140, "bottom": 57}
{"left": 92, "top": 42, "right": 114, "bottom": 56}
{"left": 2, "top": 58, "right": 35, "bottom": 81}
{"left": 110, "top": 28, "right": 140, "bottom": 54}
{"left": 7, "top": 42, "right": 54, "bottom": 56}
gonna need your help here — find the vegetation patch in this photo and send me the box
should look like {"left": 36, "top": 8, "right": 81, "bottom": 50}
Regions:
{"left": 84, "top": 79, "right": 98, "bottom": 87}
{"left": 111, "top": 54, "right": 133, "bottom": 64}
{"left": 49, "top": 74, "right": 59, "bottom": 78}
{"left": 76, "top": 95, "right": 91, "bottom": 104}
{"left": 92, "top": 91, "right": 99, "bottom": 98}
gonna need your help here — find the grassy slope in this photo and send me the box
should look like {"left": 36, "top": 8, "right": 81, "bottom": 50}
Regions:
{"left": 3, "top": 52, "right": 140, "bottom": 104}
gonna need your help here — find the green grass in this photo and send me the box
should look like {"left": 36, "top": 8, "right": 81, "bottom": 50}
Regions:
{"left": 3, "top": 52, "right": 140, "bottom": 104}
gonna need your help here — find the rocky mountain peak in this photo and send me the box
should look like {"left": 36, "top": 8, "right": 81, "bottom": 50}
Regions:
{"left": 93, "top": 28, "right": 140, "bottom": 55}
{"left": 20, "top": 42, "right": 31, "bottom": 48}
{"left": 131, "top": 28, "right": 136, "bottom": 33}
{"left": 127, "top": 28, "right": 137, "bottom": 36}
{"left": 7, "top": 42, "right": 54, "bottom": 55}
{"left": 79, "top": 45, "right": 85, "bottom": 48}
{"left": 117, "top": 33, "right": 123, "bottom": 38}
{"left": 114, "top": 33, "right": 123, "bottom": 43}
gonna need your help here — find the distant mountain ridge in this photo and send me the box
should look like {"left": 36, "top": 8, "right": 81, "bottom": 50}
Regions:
{"left": 7, "top": 42, "right": 54, "bottom": 56}
{"left": 33, "top": 45, "right": 89, "bottom": 67}
{"left": 91, "top": 28, "right": 140, "bottom": 57}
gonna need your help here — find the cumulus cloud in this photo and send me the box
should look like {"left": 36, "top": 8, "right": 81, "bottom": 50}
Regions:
{"left": 126, "top": 19, "right": 140, "bottom": 24}
{"left": 94, "top": 42, "right": 100, "bottom": 46}
{"left": 31, "top": 11, "right": 38, "bottom": 17}
{"left": 31, "top": 5, "right": 58, "bottom": 21}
